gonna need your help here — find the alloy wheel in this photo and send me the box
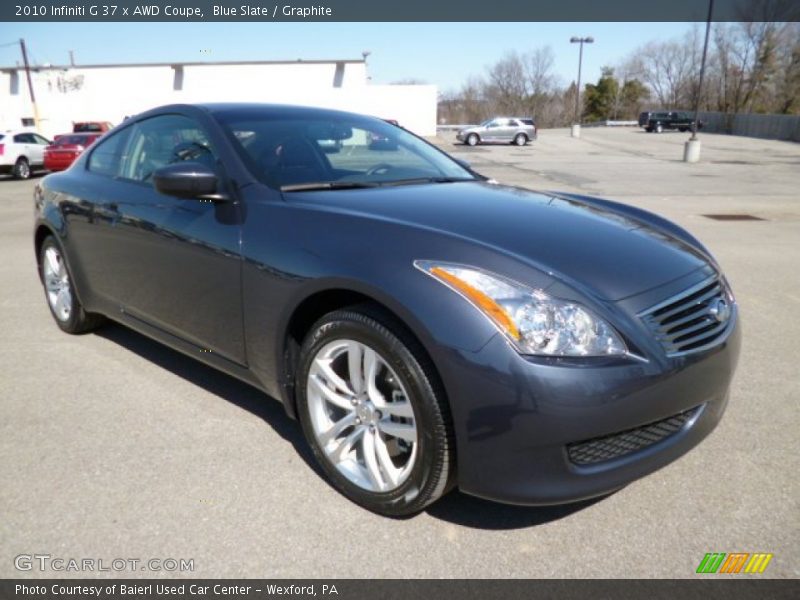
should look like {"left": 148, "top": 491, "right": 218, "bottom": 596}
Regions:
{"left": 306, "top": 339, "right": 418, "bottom": 493}
{"left": 42, "top": 246, "right": 73, "bottom": 322}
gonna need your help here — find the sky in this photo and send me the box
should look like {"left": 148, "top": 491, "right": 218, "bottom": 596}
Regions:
{"left": 0, "top": 22, "right": 696, "bottom": 93}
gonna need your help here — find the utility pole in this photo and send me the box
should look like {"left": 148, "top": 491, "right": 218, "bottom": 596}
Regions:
{"left": 19, "top": 39, "right": 41, "bottom": 132}
{"left": 570, "top": 36, "right": 594, "bottom": 138}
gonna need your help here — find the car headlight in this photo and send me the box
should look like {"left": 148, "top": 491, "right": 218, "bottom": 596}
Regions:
{"left": 415, "top": 261, "right": 627, "bottom": 357}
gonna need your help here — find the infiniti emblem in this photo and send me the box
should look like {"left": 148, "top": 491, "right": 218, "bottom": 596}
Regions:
{"left": 709, "top": 298, "right": 731, "bottom": 323}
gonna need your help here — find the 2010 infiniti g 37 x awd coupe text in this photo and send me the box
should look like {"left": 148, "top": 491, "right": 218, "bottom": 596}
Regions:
{"left": 33, "top": 104, "right": 740, "bottom": 516}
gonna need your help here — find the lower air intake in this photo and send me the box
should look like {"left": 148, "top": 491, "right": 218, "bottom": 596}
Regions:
{"left": 566, "top": 406, "right": 700, "bottom": 466}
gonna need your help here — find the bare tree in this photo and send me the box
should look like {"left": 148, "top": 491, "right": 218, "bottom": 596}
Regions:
{"left": 525, "top": 47, "right": 560, "bottom": 120}
{"left": 709, "top": 20, "right": 788, "bottom": 127}
{"left": 628, "top": 30, "right": 700, "bottom": 109}
{"left": 773, "top": 23, "right": 800, "bottom": 113}
{"left": 485, "top": 51, "right": 528, "bottom": 115}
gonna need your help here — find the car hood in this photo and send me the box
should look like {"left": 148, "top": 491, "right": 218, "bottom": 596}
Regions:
{"left": 288, "top": 181, "right": 709, "bottom": 301}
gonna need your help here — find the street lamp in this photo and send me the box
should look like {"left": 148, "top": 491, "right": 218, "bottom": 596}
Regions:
{"left": 570, "top": 36, "right": 594, "bottom": 138}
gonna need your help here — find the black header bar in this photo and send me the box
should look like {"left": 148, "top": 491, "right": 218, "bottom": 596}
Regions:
{"left": 4, "top": 0, "right": 800, "bottom": 23}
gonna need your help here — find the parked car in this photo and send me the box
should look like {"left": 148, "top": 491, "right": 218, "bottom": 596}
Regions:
{"left": 73, "top": 121, "right": 114, "bottom": 133}
{"left": 34, "top": 103, "right": 740, "bottom": 516}
{"left": 44, "top": 133, "right": 102, "bottom": 172}
{"left": 0, "top": 130, "right": 51, "bottom": 179}
{"left": 457, "top": 117, "right": 537, "bottom": 146}
{"left": 639, "top": 111, "right": 702, "bottom": 133}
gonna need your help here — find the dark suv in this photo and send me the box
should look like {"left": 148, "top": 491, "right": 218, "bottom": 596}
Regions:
{"left": 639, "top": 111, "right": 702, "bottom": 134}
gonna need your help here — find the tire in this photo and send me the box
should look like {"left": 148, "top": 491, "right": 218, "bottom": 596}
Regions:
{"left": 38, "top": 236, "right": 105, "bottom": 334}
{"left": 655, "top": 124, "right": 663, "bottom": 134}
{"left": 645, "top": 127, "right": 653, "bottom": 133}
{"left": 13, "top": 157, "right": 30, "bottom": 179}
{"left": 513, "top": 133, "right": 527, "bottom": 146}
{"left": 466, "top": 133, "right": 479, "bottom": 147}
{"left": 296, "top": 305, "right": 455, "bottom": 516}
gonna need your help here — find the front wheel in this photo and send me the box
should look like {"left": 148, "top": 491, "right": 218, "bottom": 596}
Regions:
{"left": 466, "top": 133, "right": 479, "bottom": 147}
{"left": 38, "top": 236, "right": 104, "bottom": 334}
{"left": 296, "top": 306, "right": 455, "bottom": 516}
{"left": 513, "top": 133, "right": 527, "bottom": 146}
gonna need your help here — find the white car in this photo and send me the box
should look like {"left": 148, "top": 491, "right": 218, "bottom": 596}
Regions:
{"left": 0, "top": 130, "right": 51, "bottom": 179}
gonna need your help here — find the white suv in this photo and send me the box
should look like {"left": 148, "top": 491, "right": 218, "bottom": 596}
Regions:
{"left": 0, "top": 130, "right": 51, "bottom": 179}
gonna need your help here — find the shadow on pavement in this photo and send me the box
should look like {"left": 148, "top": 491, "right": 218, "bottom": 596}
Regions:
{"left": 425, "top": 490, "right": 609, "bottom": 530}
{"left": 94, "top": 322, "right": 320, "bottom": 472}
{"left": 97, "top": 321, "right": 613, "bottom": 530}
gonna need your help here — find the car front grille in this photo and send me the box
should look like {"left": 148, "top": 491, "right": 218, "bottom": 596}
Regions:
{"left": 566, "top": 406, "right": 700, "bottom": 466}
{"left": 639, "top": 275, "right": 734, "bottom": 357}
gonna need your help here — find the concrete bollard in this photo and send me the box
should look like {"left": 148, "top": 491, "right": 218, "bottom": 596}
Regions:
{"left": 684, "top": 139, "right": 701, "bottom": 163}
{"left": 571, "top": 124, "right": 581, "bottom": 138}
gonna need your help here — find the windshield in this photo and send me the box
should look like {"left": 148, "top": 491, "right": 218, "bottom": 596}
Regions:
{"left": 214, "top": 110, "right": 476, "bottom": 191}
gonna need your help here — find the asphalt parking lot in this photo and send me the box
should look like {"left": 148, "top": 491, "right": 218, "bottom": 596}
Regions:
{"left": 1, "top": 127, "right": 798, "bottom": 578}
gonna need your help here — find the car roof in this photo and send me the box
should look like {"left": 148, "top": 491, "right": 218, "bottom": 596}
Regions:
{"left": 133, "top": 102, "right": 383, "bottom": 124}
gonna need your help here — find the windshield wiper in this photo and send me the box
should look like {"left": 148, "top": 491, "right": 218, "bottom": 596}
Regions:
{"left": 380, "top": 176, "right": 476, "bottom": 187}
{"left": 280, "top": 181, "right": 382, "bottom": 192}
{"left": 280, "top": 177, "right": 476, "bottom": 192}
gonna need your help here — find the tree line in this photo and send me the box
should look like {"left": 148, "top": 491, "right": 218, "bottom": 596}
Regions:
{"left": 437, "top": 21, "right": 800, "bottom": 128}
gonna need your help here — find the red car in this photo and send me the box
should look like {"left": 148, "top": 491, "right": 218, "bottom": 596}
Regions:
{"left": 44, "top": 133, "right": 102, "bottom": 172}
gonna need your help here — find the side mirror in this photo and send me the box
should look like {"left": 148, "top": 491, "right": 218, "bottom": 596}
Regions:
{"left": 153, "top": 162, "right": 227, "bottom": 201}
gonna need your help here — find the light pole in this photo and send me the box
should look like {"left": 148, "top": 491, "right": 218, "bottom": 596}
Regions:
{"left": 570, "top": 36, "right": 593, "bottom": 138}
{"left": 684, "top": 0, "right": 714, "bottom": 162}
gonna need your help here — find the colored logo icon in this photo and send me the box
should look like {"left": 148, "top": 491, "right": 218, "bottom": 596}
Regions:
{"left": 696, "top": 553, "right": 773, "bottom": 574}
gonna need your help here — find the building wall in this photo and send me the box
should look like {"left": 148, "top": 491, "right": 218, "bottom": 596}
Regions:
{"left": 0, "top": 61, "right": 437, "bottom": 138}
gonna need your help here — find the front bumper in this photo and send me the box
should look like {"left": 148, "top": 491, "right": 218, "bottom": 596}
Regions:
{"left": 437, "top": 319, "right": 741, "bottom": 505}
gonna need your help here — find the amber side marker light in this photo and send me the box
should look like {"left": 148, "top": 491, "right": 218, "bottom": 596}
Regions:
{"left": 429, "top": 266, "right": 521, "bottom": 341}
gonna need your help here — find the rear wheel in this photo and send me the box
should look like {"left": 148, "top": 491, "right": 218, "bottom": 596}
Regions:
{"left": 13, "top": 157, "right": 30, "bottom": 179}
{"left": 296, "top": 306, "right": 455, "bottom": 516}
{"left": 513, "top": 133, "right": 527, "bottom": 146}
{"left": 38, "top": 236, "right": 104, "bottom": 334}
{"left": 466, "top": 133, "right": 479, "bottom": 147}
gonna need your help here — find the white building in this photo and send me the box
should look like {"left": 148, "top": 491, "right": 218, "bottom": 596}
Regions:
{"left": 0, "top": 59, "right": 437, "bottom": 138}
